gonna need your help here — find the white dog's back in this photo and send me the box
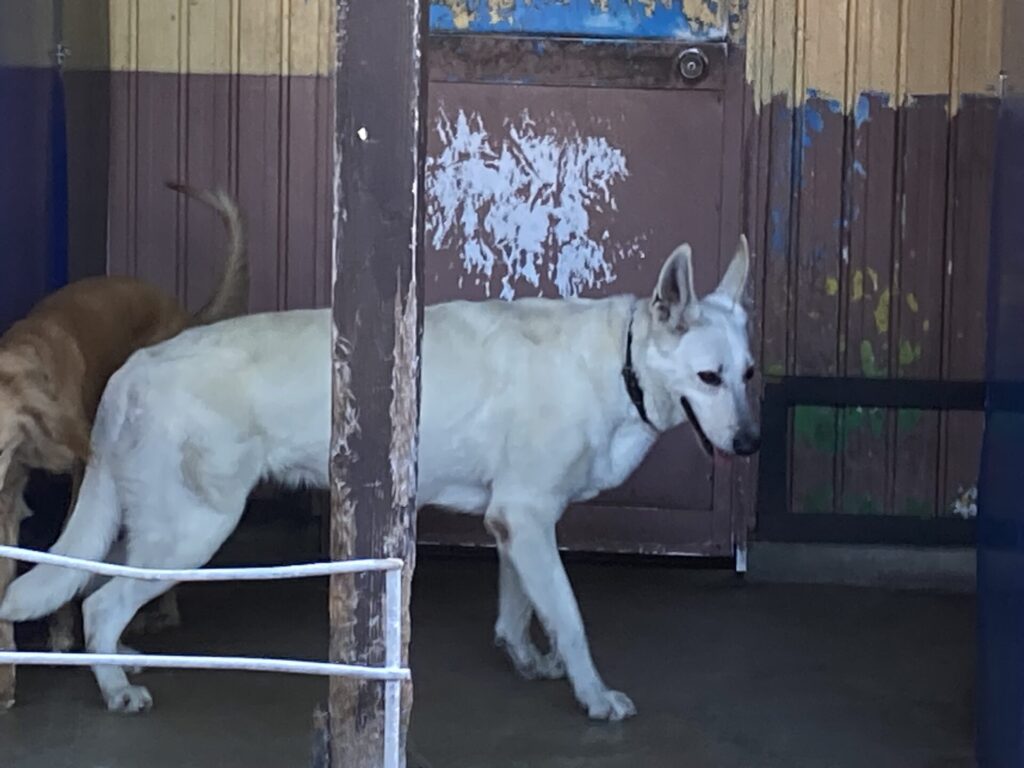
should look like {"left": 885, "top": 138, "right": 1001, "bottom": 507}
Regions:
{"left": 124, "top": 308, "right": 332, "bottom": 492}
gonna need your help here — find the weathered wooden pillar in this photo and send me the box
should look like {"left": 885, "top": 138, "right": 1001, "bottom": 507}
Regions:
{"left": 328, "top": 0, "right": 427, "bottom": 765}
{"left": 0, "top": 465, "right": 28, "bottom": 709}
{"left": 0, "top": 494, "right": 17, "bottom": 709}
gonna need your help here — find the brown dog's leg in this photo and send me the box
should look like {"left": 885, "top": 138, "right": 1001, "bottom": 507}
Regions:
{"left": 47, "top": 605, "right": 77, "bottom": 652}
{"left": 126, "top": 589, "right": 182, "bottom": 636}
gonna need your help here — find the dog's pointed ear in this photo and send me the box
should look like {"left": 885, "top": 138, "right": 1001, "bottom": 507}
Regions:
{"left": 716, "top": 234, "right": 750, "bottom": 304}
{"left": 652, "top": 243, "right": 700, "bottom": 332}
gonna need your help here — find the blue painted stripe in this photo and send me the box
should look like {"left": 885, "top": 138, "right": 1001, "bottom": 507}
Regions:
{"left": 429, "top": 1, "right": 726, "bottom": 40}
{"left": 0, "top": 66, "right": 69, "bottom": 331}
{"left": 47, "top": 71, "right": 69, "bottom": 293}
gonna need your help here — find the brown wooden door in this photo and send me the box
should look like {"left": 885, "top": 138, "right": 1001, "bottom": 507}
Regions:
{"left": 418, "top": 36, "right": 747, "bottom": 557}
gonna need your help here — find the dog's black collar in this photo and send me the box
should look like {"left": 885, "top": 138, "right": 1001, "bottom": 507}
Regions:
{"left": 622, "top": 312, "right": 654, "bottom": 429}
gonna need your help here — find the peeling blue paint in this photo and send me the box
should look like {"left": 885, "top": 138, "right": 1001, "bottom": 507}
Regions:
{"left": 784, "top": 97, "right": 805, "bottom": 195}
{"left": 854, "top": 94, "right": 871, "bottom": 128}
{"left": 770, "top": 208, "right": 785, "bottom": 253}
{"left": 801, "top": 101, "right": 825, "bottom": 149}
{"left": 429, "top": 1, "right": 726, "bottom": 41}
{"left": 806, "top": 88, "right": 842, "bottom": 115}
{"left": 838, "top": 205, "right": 861, "bottom": 226}
{"left": 852, "top": 160, "right": 867, "bottom": 178}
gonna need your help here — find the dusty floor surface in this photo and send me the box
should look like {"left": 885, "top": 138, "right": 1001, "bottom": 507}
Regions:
{"left": 1, "top": 546, "right": 974, "bottom": 768}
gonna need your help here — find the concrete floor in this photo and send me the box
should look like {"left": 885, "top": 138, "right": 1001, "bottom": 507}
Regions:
{"left": 1, "top": 550, "right": 974, "bottom": 768}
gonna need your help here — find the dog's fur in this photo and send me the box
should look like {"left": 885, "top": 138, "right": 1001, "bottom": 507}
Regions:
{"left": 0, "top": 182, "right": 248, "bottom": 652}
{"left": 0, "top": 238, "right": 758, "bottom": 718}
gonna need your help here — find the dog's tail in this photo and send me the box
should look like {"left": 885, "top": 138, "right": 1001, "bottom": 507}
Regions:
{"left": 0, "top": 460, "right": 121, "bottom": 621}
{"left": 0, "top": 379, "right": 131, "bottom": 622}
{"left": 166, "top": 181, "right": 249, "bottom": 326}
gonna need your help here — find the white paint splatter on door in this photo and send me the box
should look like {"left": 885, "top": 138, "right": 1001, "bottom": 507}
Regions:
{"left": 426, "top": 108, "right": 642, "bottom": 300}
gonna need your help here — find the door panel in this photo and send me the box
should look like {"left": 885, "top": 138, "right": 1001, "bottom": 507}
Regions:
{"left": 419, "top": 38, "right": 742, "bottom": 556}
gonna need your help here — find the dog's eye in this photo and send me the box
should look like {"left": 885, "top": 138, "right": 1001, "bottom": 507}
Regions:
{"left": 744, "top": 366, "right": 755, "bottom": 382}
{"left": 698, "top": 371, "right": 722, "bottom": 387}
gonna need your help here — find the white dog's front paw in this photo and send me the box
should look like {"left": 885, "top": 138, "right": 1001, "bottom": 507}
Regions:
{"left": 105, "top": 685, "right": 153, "bottom": 714}
{"left": 580, "top": 688, "right": 636, "bottom": 721}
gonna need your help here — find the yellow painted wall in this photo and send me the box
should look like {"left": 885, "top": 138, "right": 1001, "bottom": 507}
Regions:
{"left": 744, "top": 0, "right": 1003, "bottom": 113}
{"left": 103, "top": 0, "right": 334, "bottom": 76}
{"left": 81, "top": 0, "right": 1006, "bottom": 99}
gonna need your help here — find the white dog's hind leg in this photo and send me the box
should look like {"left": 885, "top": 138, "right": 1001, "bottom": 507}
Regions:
{"left": 492, "top": 545, "right": 564, "bottom": 680}
{"left": 83, "top": 576, "right": 170, "bottom": 713}
{"left": 492, "top": 502, "right": 636, "bottom": 721}
{"left": 82, "top": 452, "right": 252, "bottom": 713}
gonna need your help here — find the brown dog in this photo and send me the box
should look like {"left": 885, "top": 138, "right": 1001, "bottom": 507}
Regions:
{"left": 0, "top": 182, "right": 248, "bottom": 702}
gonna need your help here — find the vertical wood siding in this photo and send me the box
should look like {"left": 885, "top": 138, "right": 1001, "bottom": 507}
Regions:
{"left": 105, "top": 0, "right": 335, "bottom": 314}
{"left": 744, "top": 0, "right": 1001, "bottom": 520}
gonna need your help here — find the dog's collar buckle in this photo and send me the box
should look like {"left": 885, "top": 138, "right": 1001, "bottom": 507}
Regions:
{"left": 622, "top": 313, "right": 654, "bottom": 429}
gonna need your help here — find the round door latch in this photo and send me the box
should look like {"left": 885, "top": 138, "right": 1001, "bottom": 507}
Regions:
{"left": 678, "top": 48, "right": 708, "bottom": 82}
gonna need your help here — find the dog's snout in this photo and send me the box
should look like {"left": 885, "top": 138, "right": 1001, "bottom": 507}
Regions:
{"left": 733, "top": 431, "right": 761, "bottom": 456}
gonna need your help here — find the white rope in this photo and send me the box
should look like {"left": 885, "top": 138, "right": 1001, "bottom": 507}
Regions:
{"left": 383, "top": 568, "right": 404, "bottom": 768}
{"left": 0, "top": 544, "right": 410, "bottom": 767}
{"left": 0, "top": 545, "right": 402, "bottom": 581}
{"left": 0, "top": 651, "right": 410, "bottom": 681}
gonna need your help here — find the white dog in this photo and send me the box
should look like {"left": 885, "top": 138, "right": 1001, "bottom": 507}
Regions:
{"left": 0, "top": 237, "right": 758, "bottom": 720}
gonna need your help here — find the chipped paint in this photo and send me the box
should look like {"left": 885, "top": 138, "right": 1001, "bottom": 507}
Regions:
{"left": 851, "top": 270, "right": 864, "bottom": 301}
{"left": 801, "top": 99, "right": 826, "bottom": 148}
{"left": 950, "top": 484, "right": 977, "bottom": 519}
{"left": 854, "top": 94, "right": 871, "bottom": 127}
{"left": 769, "top": 208, "right": 785, "bottom": 252}
{"left": 440, "top": 0, "right": 476, "bottom": 28}
{"left": 389, "top": 277, "right": 420, "bottom": 510}
{"left": 898, "top": 339, "right": 922, "bottom": 369}
{"left": 873, "top": 288, "right": 890, "bottom": 334}
{"left": 430, "top": 0, "right": 726, "bottom": 39}
{"left": 426, "top": 108, "right": 643, "bottom": 300}
{"left": 488, "top": 0, "right": 516, "bottom": 24}
{"left": 681, "top": 0, "right": 721, "bottom": 30}
{"left": 866, "top": 267, "right": 880, "bottom": 293}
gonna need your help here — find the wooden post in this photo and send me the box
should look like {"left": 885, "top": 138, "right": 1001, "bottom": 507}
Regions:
{"left": 0, "top": 500, "right": 17, "bottom": 710}
{"left": 328, "top": 0, "right": 426, "bottom": 765}
{"left": 0, "top": 467, "right": 27, "bottom": 709}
